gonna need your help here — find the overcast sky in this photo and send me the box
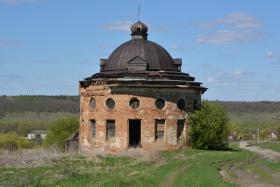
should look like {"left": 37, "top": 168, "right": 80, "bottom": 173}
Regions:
{"left": 0, "top": 0, "right": 280, "bottom": 101}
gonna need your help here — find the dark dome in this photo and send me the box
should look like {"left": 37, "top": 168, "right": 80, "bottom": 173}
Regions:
{"left": 103, "top": 21, "right": 178, "bottom": 72}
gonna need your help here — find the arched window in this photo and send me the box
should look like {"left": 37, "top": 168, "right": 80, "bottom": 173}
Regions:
{"left": 106, "top": 98, "right": 115, "bottom": 109}
{"left": 129, "top": 98, "right": 140, "bottom": 109}
{"left": 177, "top": 98, "right": 185, "bottom": 110}
{"left": 89, "top": 98, "right": 96, "bottom": 109}
{"left": 155, "top": 98, "right": 166, "bottom": 110}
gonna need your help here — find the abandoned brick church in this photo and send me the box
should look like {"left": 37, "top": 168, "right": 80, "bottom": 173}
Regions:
{"left": 79, "top": 21, "right": 206, "bottom": 154}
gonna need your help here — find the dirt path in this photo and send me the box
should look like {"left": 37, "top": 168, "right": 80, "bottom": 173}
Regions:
{"left": 239, "top": 141, "right": 280, "bottom": 161}
{"left": 219, "top": 142, "right": 280, "bottom": 187}
{"left": 220, "top": 160, "right": 277, "bottom": 187}
{"left": 158, "top": 163, "right": 188, "bottom": 187}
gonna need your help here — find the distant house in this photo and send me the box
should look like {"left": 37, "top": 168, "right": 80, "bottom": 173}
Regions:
{"left": 27, "top": 130, "right": 48, "bottom": 144}
{"left": 271, "top": 131, "right": 278, "bottom": 139}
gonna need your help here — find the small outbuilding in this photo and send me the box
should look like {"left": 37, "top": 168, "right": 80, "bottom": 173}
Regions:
{"left": 79, "top": 21, "right": 206, "bottom": 154}
{"left": 27, "top": 130, "right": 47, "bottom": 144}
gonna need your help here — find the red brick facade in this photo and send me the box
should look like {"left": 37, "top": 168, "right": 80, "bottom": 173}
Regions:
{"left": 79, "top": 84, "right": 201, "bottom": 154}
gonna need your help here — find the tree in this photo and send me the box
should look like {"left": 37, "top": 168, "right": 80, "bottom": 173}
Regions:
{"left": 189, "top": 101, "right": 229, "bottom": 150}
{"left": 43, "top": 117, "right": 79, "bottom": 150}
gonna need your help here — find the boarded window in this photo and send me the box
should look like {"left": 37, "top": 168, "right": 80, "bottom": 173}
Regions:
{"left": 106, "top": 120, "right": 115, "bottom": 140}
{"left": 155, "top": 119, "right": 165, "bottom": 140}
{"left": 177, "top": 119, "right": 185, "bottom": 140}
{"left": 91, "top": 120, "right": 96, "bottom": 138}
{"left": 129, "top": 98, "right": 140, "bottom": 109}
{"left": 155, "top": 98, "right": 166, "bottom": 110}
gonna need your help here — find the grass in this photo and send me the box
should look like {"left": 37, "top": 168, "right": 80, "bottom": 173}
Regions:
{"left": 257, "top": 141, "right": 280, "bottom": 153}
{"left": 1, "top": 147, "right": 272, "bottom": 187}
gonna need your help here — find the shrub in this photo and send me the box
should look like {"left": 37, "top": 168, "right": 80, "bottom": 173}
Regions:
{"left": 43, "top": 117, "right": 79, "bottom": 150}
{"left": 0, "top": 132, "right": 33, "bottom": 151}
{"left": 189, "top": 101, "right": 230, "bottom": 150}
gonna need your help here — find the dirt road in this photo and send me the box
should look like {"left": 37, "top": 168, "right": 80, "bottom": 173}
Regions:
{"left": 239, "top": 141, "right": 280, "bottom": 161}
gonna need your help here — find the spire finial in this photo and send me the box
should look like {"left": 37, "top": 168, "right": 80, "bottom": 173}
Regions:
{"left": 138, "top": 0, "right": 141, "bottom": 21}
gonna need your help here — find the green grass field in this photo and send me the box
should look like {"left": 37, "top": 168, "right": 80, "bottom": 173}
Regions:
{"left": 1, "top": 147, "right": 279, "bottom": 187}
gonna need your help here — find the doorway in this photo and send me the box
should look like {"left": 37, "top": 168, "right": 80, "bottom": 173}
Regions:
{"left": 129, "top": 119, "right": 141, "bottom": 147}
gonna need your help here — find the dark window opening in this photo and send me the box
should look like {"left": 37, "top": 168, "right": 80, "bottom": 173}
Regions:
{"left": 89, "top": 98, "right": 96, "bottom": 109}
{"left": 129, "top": 119, "right": 141, "bottom": 147}
{"left": 194, "top": 99, "right": 201, "bottom": 110}
{"left": 155, "top": 98, "right": 166, "bottom": 110}
{"left": 106, "top": 98, "right": 115, "bottom": 109}
{"left": 91, "top": 120, "right": 96, "bottom": 138}
{"left": 35, "top": 134, "right": 41, "bottom": 139}
{"left": 155, "top": 119, "right": 165, "bottom": 140}
{"left": 137, "top": 27, "right": 141, "bottom": 32}
{"left": 177, "top": 119, "right": 185, "bottom": 140}
{"left": 106, "top": 120, "right": 115, "bottom": 140}
{"left": 129, "top": 98, "right": 140, "bottom": 109}
{"left": 177, "top": 98, "right": 186, "bottom": 110}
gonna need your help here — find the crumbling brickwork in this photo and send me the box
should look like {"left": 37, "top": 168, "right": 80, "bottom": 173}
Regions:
{"left": 79, "top": 83, "right": 201, "bottom": 154}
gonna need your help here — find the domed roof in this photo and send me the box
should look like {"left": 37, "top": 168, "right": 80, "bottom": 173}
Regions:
{"left": 81, "top": 21, "right": 207, "bottom": 94}
{"left": 131, "top": 21, "right": 148, "bottom": 36}
{"left": 102, "top": 21, "right": 178, "bottom": 72}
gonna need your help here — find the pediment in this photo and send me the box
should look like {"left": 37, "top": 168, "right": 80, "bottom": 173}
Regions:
{"left": 127, "top": 56, "right": 147, "bottom": 64}
{"left": 126, "top": 56, "right": 147, "bottom": 72}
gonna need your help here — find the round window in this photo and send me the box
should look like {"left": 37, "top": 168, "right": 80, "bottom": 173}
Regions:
{"left": 106, "top": 98, "right": 115, "bottom": 109}
{"left": 177, "top": 98, "right": 185, "bottom": 110}
{"left": 129, "top": 98, "right": 140, "bottom": 109}
{"left": 155, "top": 98, "right": 166, "bottom": 110}
{"left": 89, "top": 98, "right": 96, "bottom": 109}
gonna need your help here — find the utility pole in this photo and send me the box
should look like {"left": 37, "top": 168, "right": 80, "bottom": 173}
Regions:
{"left": 257, "top": 128, "right": 260, "bottom": 144}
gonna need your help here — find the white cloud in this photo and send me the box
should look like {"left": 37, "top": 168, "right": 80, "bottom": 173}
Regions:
{"left": 197, "top": 12, "right": 262, "bottom": 45}
{"left": 266, "top": 50, "right": 280, "bottom": 62}
{"left": 197, "top": 30, "right": 260, "bottom": 45}
{"left": 232, "top": 70, "right": 243, "bottom": 76}
{"left": 0, "top": 40, "right": 23, "bottom": 48}
{"left": 0, "top": 0, "right": 42, "bottom": 5}
{"left": 103, "top": 21, "right": 133, "bottom": 32}
{"left": 200, "top": 12, "right": 260, "bottom": 29}
{"left": 206, "top": 77, "right": 218, "bottom": 83}
{"left": 266, "top": 51, "right": 273, "bottom": 58}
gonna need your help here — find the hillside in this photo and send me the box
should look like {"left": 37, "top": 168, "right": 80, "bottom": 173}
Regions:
{"left": 0, "top": 95, "right": 79, "bottom": 118}
{"left": 1, "top": 96, "right": 280, "bottom": 115}
{"left": 0, "top": 96, "right": 279, "bottom": 136}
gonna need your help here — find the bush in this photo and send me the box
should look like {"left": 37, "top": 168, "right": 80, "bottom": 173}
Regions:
{"left": 0, "top": 132, "right": 33, "bottom": 151}
{"left": 189, "top": 101, "right": 230, "bottom": 150}
{"left": 43, "top": 117, "right": 79, "bottom": 150}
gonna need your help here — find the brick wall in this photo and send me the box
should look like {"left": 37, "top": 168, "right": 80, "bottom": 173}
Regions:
{"left": 80, "top": 84, "right": 201, "bottom": 154}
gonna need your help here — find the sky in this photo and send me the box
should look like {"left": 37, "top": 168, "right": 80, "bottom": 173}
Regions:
{"left": 0, "top": 0, "right": 280, "bottom": 101}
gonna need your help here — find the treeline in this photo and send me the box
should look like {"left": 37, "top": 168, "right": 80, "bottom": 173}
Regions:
{"left": 0, "top": 95, "right": 79, "bottom": 118}
{"left": 1, "top": 96, "right": 280, "bottom": 116}
{"left": 212, "top": 100, "right": 280, "bottom": 113}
